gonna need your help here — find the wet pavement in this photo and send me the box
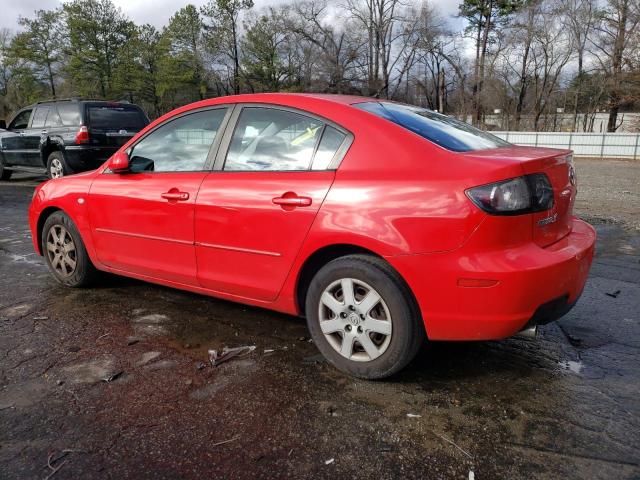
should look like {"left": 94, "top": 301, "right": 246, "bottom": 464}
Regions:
{"left": 1, "top": 172, "right": 639, "bottom": 479}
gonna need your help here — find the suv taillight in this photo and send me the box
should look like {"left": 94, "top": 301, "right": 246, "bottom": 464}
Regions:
{"left": 75, "top": 126, "right": 90, "bottom": 145}
{"left": 466, "top": 174, "right": 554, "bottom": 215}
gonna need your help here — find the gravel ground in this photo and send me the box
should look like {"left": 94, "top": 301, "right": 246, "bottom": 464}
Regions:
{"left": 0, "top": 160, "right": 639, "bottom": 479}
{"left": 574, "top": 158, "right": 640, "bottom": 230}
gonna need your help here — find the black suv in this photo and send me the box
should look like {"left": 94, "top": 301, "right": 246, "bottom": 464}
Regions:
{"left": 0, "top": 99, "right": 149, "bottom": 180}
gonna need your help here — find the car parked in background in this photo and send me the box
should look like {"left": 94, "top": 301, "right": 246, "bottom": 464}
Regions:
{"left": 28, "top": 93, "right": 596, "bottom": 379}
{"left": 0, "top": 99, "right": 149, "bottom": 180}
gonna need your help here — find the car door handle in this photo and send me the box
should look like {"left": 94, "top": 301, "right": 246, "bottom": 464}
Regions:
{"left": 161, "top": 191, "right": 189, "bottom": 201}
{"left": 272, "top": 195, "right": 312, "bottom": 207}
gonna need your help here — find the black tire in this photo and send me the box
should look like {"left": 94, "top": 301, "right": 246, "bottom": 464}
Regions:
{"left": 305, "top": 254, "right": 425, "bottom": 379}
{"left": 46, "top": 151, "right": 71, "bottom": 179}
{"left": 0, "top": 157, "right": 12, "bottom": 180}
{"left": 41, "top": 211, "right": 98, "bottom": 287}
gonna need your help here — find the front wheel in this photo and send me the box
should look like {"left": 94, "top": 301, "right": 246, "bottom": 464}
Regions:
{"left": 41, "top": 211, "right": 98, "bottom": 287}
{"left": 305, "top": 254, "right": 425, "bottom": 379}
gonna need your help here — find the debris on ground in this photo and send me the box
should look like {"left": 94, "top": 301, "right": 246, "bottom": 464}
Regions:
{"left": 208, "top": 345, "right": 256, "bottom": 367}
{"left": 433, "top": 432, "right": 473, "bottom": 459}
{"left": 45, "top": 449, "right": 87, "bottom": 480}
{"left": 102, "top": 371, "right": 124, "bottom": 383}
{"left": 263, "top": 349, "right": 275, "bottom": 353}
{"left": 605, "top": 289, "right": 621, "bottom": 298}
{"left": 302, "top": 354, "right": 326, "bottom": 364}
{"left": 325, "top": 458, "right": 335, "bottom": 465}
{"left": 211, "top": 435, "right": 240, "bottom": 447}
{"left": 406, "top": 413, "right": 421, "bottom": 418}
{"left": 469, "top": 471, "right": 475, "bottom": 480}
{"left": 195, "top": 361, "right": 206, "bottom": 371}
{"left": 126, "top": 337, "right": 140, "bottom": 346}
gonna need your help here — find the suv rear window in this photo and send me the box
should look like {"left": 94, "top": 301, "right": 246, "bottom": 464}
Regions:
{"left": 87, "top": 105, "right": 147, "bottom": 131}
{"left": 354, "top": 101, "right": 509, "bottom": 152}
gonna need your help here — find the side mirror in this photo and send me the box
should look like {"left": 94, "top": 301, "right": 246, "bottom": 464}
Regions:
{"left": 0, "top": 120, "right": 6, "bottom": 130}
{"left": 108, "top": 150, "right": 130, "bottom": 173}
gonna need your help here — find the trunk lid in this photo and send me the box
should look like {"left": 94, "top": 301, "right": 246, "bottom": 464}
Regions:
{"left": 463, "top": 146, "right": 576, "bottom": 247}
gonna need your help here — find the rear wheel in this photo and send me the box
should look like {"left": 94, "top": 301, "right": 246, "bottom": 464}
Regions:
{"left": 47, "top": 151, "right": 70, "bottom": 179}
{"left": 305, "top": 254, "right": 425, "bottom": 379}
{"left": 0, "top": 158, "right": 12, "bottom": 180}
{"left": 41, "top": 211, "right": 98, "bottom": 287}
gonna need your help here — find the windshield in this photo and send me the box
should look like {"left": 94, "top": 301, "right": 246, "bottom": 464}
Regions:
{"left": 354, "top": 101, "right": 509, "bottom": 152}
{"left": 87, "top": 105, "right": 148, "bottom": 131}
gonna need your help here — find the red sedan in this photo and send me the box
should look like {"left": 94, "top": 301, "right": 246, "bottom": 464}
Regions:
{"left": 28, "top": 93, "right": 596, "bottom": 379}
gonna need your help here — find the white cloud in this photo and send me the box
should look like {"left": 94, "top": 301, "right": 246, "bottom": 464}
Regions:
{"left": 1, "top": 0, "right": 464, "bottom": 32}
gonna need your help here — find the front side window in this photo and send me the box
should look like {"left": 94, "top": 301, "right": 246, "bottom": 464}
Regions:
{"left": 225, "top": 107, "right": 324, "bottom": 171}
{"left": 9, "top": 109, "right": 32, "bottom": 130}
{"left": 129, "top": 108, "right": 227, "bottom": 173}
{"left": 354, "top": 102, "right": 509, "bottom": 152}
{"left": 31, "top": 107, "right": 50, "bottom": 129}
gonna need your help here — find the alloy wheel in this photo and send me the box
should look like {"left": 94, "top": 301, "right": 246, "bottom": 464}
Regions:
{"left": 49, "top": 158, "right": 64, "bottom": 178}
{"left": 46, "top": 224, "right": 77, "bottom": 277}
{"left": 318, "top": 278, "right": 393, "bottom": 362}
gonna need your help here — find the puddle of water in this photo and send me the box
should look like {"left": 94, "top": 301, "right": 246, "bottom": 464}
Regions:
{"left": 559, "top": 360, "right": 583, "bottom": 375}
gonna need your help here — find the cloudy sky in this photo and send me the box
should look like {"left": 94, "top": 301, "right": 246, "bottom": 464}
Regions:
{"left": 1, "top": 0, "right": 463, "bottom": 32}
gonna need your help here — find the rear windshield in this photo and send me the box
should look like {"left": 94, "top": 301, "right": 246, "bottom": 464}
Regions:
{"left": 86, "top": 105, "right": 148, "bottom": 131}
{"left": 353, "top": 101, "right": 509, "bottom": 152}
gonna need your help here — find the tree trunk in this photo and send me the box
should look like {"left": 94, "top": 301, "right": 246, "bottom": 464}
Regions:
{"left": 607, "top": 0, "right": 628, "bottom": 132}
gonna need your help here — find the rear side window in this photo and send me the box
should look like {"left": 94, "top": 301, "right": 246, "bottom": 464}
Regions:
{"left": 354, "top": 102, "right": 509, "bottom": 152}
{"left": 45, "top": 108, "right": 62, "bottom": 127}
{"left": 31, "top": 107, "right": 49, "bottom": 129}
{"left": 312, "top": 126, "right": 346, "bottom": 170}
{"left": 225, "top": 107, "right": 324, "bottom": 171}
{"left": 87, "top": 105, "right": 147, "bottom": 131}
{"left": 56, "top": 104, "right": 81, "bottom": 126}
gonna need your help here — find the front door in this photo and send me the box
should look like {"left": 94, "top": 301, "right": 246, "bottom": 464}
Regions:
{"left": 0, "top": 108, "right": 33, "bottom": 166}
{"left": 195, "top": 106, "right": 349, "bottom": 301}
{"left": 88, "top": 107, "right": 230, "bottom": 285}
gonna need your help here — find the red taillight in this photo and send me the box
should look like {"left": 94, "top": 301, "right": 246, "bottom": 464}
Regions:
{"left": 75, "top": 126, "right": 90, "bottom": 145}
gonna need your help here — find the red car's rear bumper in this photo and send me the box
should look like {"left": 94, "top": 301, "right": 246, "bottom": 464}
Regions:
{"left": 387, "top": 218, "right": 596, "bottom": 341}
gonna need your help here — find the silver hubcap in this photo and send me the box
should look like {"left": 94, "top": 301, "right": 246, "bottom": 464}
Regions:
{"left": 318, "top": 278, "right": 392, "bottom": 362}
{"left": 50, "top": 158, "right": 64, "bottom": 178}
{"left": 46, "top": 225, "right": 77, "bottom": 277}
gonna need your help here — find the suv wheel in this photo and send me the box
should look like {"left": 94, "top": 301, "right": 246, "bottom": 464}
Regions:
{"left": 305, "top": 254, "right": 425, "bottom": 379}
{"left": 0, "top": 157, "right": 12, "bottom": 180}
{"left": 47, "top": 151, "right": 70, "bottom": 179}
{"left": 41, "top": 211, "right": 98, "bottom": 287}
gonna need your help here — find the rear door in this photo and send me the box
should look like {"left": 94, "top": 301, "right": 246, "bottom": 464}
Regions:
{"left": 89, "top": 107, "right": 230, "bottom": 285}
{"left": 195, "top": 105, "right": 351, "bottom": 301}
{"left": 24, "top": 106, "right": 50, "bottom": 166}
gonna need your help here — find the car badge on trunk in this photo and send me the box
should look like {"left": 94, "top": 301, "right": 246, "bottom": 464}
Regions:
{"left": 538, "top": 213, "right": 558, "bottom": 227}
{"left": 119, "top": 129, "right": 128, "bottom": 135}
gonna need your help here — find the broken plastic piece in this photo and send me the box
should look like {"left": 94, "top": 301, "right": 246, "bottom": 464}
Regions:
{"left": 208, "top": 345, "right": 256, "bottom": 366}
{"left": 102, "top": 371, "right": 124, "bottom": 382}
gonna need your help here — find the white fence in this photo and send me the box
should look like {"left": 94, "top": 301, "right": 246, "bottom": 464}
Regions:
{"left": 492, "top": 131, "right": 640, "bottom": 160}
